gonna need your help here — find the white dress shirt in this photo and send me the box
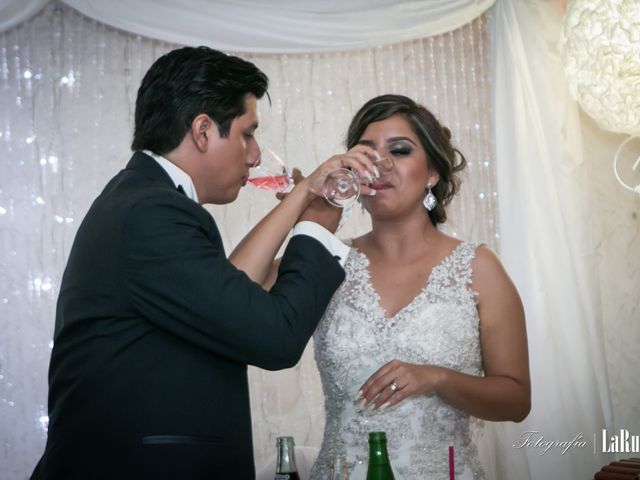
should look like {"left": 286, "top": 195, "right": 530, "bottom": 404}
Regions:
{"left": 143, "top": 149, "right": 199, "bottom": 203}
{"left": 142, "top": 150, "right": 349, "bottom": 267}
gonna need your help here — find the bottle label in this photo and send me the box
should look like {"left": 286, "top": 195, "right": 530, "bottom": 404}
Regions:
{"left": 275, "top": 474, "right": 300, "bottom": 480}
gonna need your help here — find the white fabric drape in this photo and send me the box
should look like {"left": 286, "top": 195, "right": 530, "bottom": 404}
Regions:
{"left": 1, "top": 1, "right": 630, "bottom": 479}
{"left": 0, "top": 0, "right": 495, "bottom": 52}
{"left": 491, "top": 1, "right": 615, "bottom": 478}
{"left": 0, "top": 0, "right": 48, "bottom": 32}
{"left": 0, "top": 4, "right": 498, "bottom": 478}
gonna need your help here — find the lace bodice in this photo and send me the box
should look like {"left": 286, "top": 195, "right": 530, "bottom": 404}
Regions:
{"left": 310, "top": 242, "right": 485, "bottom": 480}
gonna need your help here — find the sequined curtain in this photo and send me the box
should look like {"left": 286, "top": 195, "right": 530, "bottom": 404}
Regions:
{"left": 0, "top": 3, "right": 496, "bottom": 477}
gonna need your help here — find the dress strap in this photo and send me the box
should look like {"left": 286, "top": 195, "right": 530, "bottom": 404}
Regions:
{"left": 426, "top": 242, "right": 481, "bottom": 305}
{"left": 452, "top": 242, "right": 481, "bottom": 286}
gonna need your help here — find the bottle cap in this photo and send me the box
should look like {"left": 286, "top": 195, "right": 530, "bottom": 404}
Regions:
{"left": 277, "top": 436, "right": 295, "bottom": 446}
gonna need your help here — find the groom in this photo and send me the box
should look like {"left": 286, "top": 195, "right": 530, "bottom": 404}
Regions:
{"left": 31, "top": 46, "right": 347, "bottom": 479}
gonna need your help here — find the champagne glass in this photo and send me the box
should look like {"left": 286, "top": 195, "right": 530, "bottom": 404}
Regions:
{"left": 249, "top": 148, "right": 395, "bottom": 209}
{"left": 248, "top": 147, "right": 294, "bottom": 192}
{"left": 322, "top": 169, "right": 361, "bottom": 207}
{"left": 322, "top": 151, "right": 395, "bottom": 208}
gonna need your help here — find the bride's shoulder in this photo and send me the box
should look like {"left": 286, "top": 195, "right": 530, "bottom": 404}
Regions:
{"left": 436, "top": 231, "right": 486, "bottom": 255}
{"left": 469, "top": 244, "right": 512, "bottom": 294}
{"left": 345, "top": 234, "right": 369, "bottom": 250}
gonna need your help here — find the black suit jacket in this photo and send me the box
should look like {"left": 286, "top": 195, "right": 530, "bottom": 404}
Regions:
{"left": 31, "top": 152, "right": 345, "bottom": 479}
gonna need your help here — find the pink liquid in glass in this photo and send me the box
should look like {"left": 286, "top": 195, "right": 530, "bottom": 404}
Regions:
{"left": 247, "top": 175, "right": 290, "bottom": 191}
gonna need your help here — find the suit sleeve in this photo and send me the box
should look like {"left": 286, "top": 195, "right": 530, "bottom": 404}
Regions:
{"left": 122, "top": 195, "right": 345, "bottom": 370}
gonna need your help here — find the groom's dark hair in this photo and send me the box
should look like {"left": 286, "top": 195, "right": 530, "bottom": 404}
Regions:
{"left": 131, "top": 46, "right": 268, "bottom": 155}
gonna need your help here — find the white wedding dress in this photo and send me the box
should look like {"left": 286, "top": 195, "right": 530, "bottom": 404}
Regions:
{"left": 310, "top": 242, "right": 485, "bottom": 480}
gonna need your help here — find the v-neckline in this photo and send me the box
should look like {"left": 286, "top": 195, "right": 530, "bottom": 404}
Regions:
{"left": 351, "top": 241, "right": 465, "bottom": 321}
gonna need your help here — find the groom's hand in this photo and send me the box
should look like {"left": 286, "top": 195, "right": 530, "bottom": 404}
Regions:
{"left": 299, "top": 196, "right": 342, "bottom": 233}
{"left": 277, "top": 167, "right": 342, "bottom": 233}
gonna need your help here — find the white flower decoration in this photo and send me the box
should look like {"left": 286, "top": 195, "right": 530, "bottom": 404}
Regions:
{"left": 559, "top": 0, "right": 640, "bottom": 136}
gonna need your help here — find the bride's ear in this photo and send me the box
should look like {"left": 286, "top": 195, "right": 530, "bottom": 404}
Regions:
{"left": 428, "top": 172, "right": 439, "bottom": 188}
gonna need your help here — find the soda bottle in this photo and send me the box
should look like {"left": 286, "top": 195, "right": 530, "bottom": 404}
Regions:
{"left": 274, "top": 436, "right": 300, "bottom": 480}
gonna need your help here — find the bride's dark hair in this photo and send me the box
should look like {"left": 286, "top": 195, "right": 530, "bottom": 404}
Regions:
{"left": 346, "top": 94, "right": 466, "bottom": 225}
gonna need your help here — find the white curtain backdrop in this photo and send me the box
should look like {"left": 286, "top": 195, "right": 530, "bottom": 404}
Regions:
{"left": 0, "top": 0, "right": 494, "bottom": 52}
{"left": 0, "top": 3, "right": 498, "bottom": 478}
{"left": 0, "top": 1, "right": 628, "bottom": 479}
{"left": 0, "top": 0, "right": 48, "bottom": 32}
{"left": 491, "top": 1, "right": 614, "bottom": 478}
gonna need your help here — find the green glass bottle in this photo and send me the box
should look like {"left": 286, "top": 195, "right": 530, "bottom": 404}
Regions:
{"left": 366, "top": 432, "right": 395, "bottom": 480}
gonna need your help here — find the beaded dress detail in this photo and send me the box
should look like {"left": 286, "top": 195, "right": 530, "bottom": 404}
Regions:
{"left": 310, "top": 242, "right": 485, "bottom": 480}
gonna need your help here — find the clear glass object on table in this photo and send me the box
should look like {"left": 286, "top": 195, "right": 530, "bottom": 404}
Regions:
{"left": 329, "top": 454, "right": 350, "bottom": 479}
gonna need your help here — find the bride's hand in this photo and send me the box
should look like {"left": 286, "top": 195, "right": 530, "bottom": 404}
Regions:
{"left": 301, "top": 145, "right": 379, "bottom": 200}
{"left": 275, "top": 167, "right": 342, "bottom": 232}
{"left": 356, "top": 360, "right": 447, "bottom": 410}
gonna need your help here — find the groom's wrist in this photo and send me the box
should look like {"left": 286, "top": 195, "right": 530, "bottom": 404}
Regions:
{"left": 292, "top": 221, "right": 349, "bottom": 267}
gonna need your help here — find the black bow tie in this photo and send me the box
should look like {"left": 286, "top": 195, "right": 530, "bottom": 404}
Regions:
{"left": 176, "top": 185, "right": 186, "bottom": 195}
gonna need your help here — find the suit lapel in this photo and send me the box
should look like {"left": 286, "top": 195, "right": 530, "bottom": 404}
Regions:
{"left": 125, "top": 151, "right": 225, "bottom": 251}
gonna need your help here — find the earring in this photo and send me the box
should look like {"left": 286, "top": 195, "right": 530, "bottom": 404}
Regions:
{"left": 423, "top": 183, "right": 437, "bottom": 211}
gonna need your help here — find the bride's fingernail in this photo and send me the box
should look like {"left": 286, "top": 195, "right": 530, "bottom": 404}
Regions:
{"left": 364, "top": 172, "right": 373, "bottom": 184}
{"left": 367, "top": 189, "right": 377, "bottom": 197}
{"left": 358, "top": 399, "right": 367, "bottom": 410}
{"left": 372, "top": 166, "right": 380, "bottom": 179}
{"left": 379, "top": 402, "right": 390, "bottom": 411}
{"left": 367, "top": 403, "right": 376, "bottom": 412}
{"left": 355, "top": 390, "right": 363, "bottom": 401}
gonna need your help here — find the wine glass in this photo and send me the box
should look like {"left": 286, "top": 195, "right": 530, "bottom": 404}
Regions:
{"left": 249, "top": 148, "right": 395, "bottom": 209}
{"left": 322, "top": 151, "right": 395, "bottom": 208}
{"left": 322, "top": 169, "right": 361, "bottom": 207}
{"left": 248, "top": 147, "right": 294, "bottom": 192}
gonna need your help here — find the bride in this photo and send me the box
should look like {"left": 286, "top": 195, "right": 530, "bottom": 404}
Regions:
{"left": 307, "top": 95, "right": 530, "bottom": 479}
{"left": 239, "top": 94, "right": 530, "bottom": 479}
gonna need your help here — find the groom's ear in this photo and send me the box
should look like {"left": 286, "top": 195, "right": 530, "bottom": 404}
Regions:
{"left": 191, "top": 114, "right": 219, "bottom": 153}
